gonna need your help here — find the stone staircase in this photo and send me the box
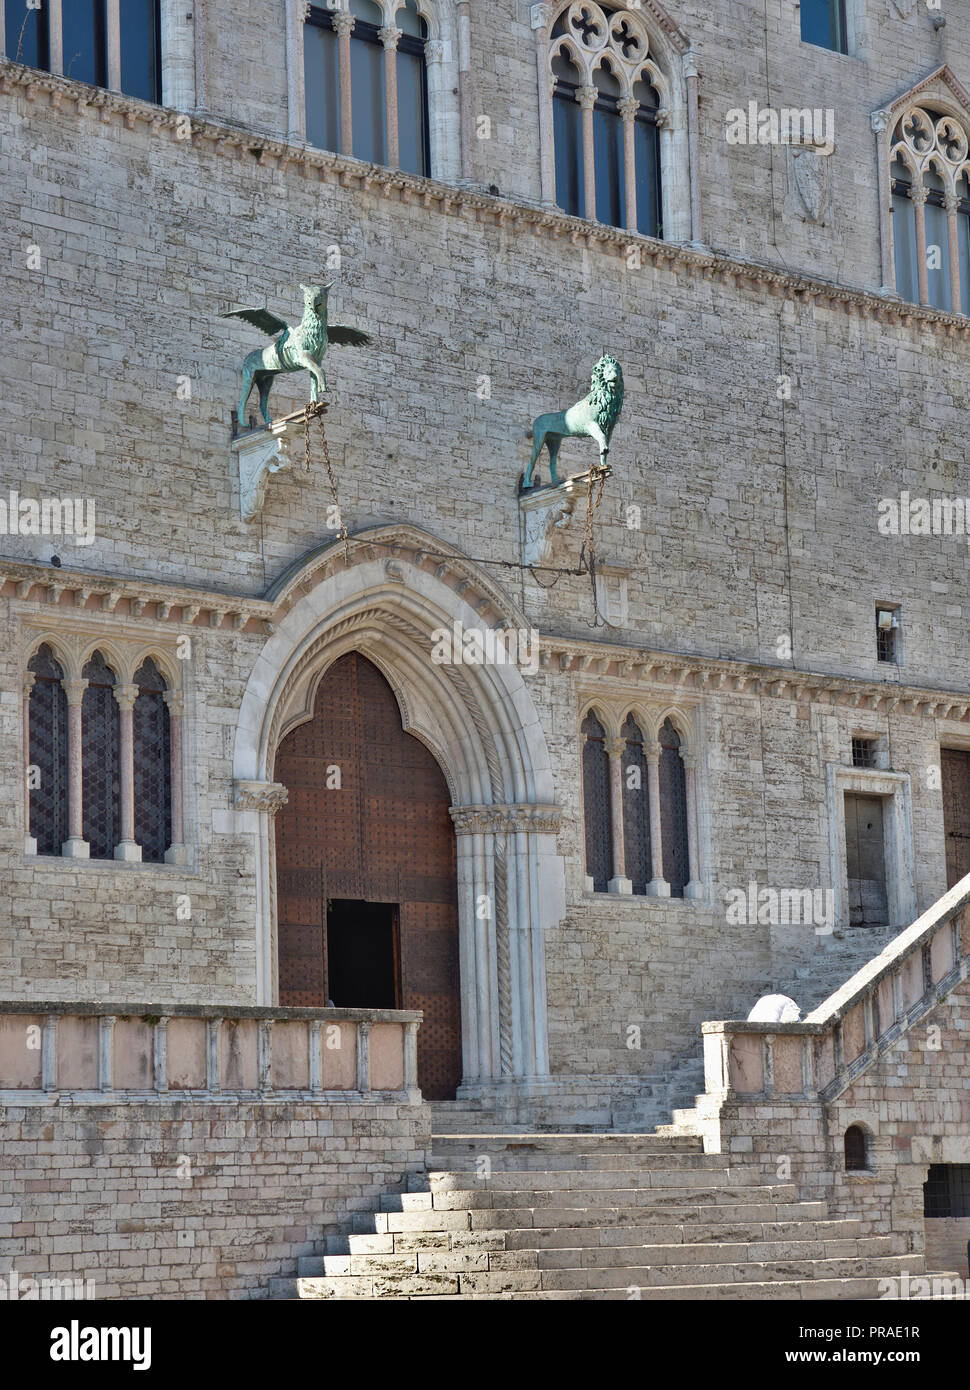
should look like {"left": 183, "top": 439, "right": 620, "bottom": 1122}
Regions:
{"left": 268, "top": 1132, "right": 920, "bottom": 1300}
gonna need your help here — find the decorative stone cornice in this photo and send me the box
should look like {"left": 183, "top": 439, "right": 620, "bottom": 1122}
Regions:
{"left": 234, "top": 781, "right": 289, "bottom": 815}
{"left": 4, "top": 59, "right": 970, "bottom": 340}
{"left": 554, "top": 637, "right": 970, "bottom": 723}
{"left": 450, "top": 803, "right": 562, "bottom": 835}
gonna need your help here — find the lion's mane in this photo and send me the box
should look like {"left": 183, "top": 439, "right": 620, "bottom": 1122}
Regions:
{"left": 586, "top": 356, "right": 624, "bottom": 435}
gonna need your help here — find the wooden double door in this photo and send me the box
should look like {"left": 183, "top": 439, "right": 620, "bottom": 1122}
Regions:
{"left": 275, "top": 653, "right": 462, "bottom": 1100}
{"left": 942, "top": 748, "right": 970, "bottom": 890}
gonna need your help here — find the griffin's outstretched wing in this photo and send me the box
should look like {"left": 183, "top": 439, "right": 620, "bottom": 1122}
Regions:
{"left": 223, "top": 307, "right": 289, "bottom": 336}
{"left": 328, "top": 325, "right": 373, "bottom": 347}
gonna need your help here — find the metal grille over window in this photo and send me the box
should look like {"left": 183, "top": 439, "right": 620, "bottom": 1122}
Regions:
{"left": 28, "top": 644, "right": 68, "bottom": 856}
{"left": 658, "top": 717, "right": 689, "bottom": 897}
{"left": 844, "top": 1125, "right": 868, "bottom": 1171}
{"left": 81, "top": 650, "right": 121, "bottom": 861}
{"left": 851, "top": 738, "right": 877, "bottom": 769}
{"left": 581, "top": 711, "right": 613, "bottom": 892}
{"left": 923, "top": 1164, "right": 970, "bottom": 1219}
{"left": 621, "top": 714, "right": 650, "bottom": 894}
{"left": 132, "top": 658, "right": 171, "bottom": 863}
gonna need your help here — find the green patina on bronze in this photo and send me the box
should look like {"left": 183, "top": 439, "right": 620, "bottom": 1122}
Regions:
{"left": 225, "top": 283, "right": 374, "bottom": 426}
{"left": 523, "top": 355, "right": 625, "bottom": 490}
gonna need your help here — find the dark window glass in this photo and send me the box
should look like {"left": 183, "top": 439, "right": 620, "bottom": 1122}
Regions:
{"left": 635, "top": 113, "right": 662, "bottom": 237}
{"left": 659, "top": 717, "right": 689, "bottom": 897}
{"left": 133, "top": 659, "right": 171, "bottom": 863}
{"left": 621, "top": 715, "right": 650, "bottom": 895}
{"left": 62, "top": 0, "right": 107, "bottom": 87}
{"left": 120, "top": 0, "right": 161, "bottom": 103}
{"left": 593, "top": 101, "right": 624, "bottom": 228}
{"left": 28, "top": 644, "right": 68, "bottom": 856}
{"left": 800, "top": 0, "right": 848, "bottom": 54}
{"left": 81, "top": 650, "right": 120, "bottom": 860}
{"left": 305, "top": 17, "right": 341, "bottom": 153}
{"left": 394, "top": 0, "right": 426, "bottom": 38}
{"left": 844, "top": 1125, "right": 868, "bottom": 1171}
{"left": 397, "top": 43, "right": 429, "bottom": 175}
{"left": 553, "top": 58, "right": 584, "bottom": 217}
{"left": 351, "top": 24, "right": 386, "bottom": 164}
{"left": 582, "top": 711, "right": 612, "bottom": 892}
{"left": 5, "top": 0, "right": 49, "bottom": 70}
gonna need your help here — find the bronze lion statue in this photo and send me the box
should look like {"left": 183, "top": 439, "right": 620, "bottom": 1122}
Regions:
{"left": 523, "top": 355, "right": 624, "bottom": 490}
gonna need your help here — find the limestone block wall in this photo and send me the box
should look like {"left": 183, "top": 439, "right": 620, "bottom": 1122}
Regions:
{"left": 0, "top": 1098, "right": 429, "bottom": 1299}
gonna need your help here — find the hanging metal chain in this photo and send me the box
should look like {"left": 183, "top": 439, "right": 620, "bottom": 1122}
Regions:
{"left": 578, "top": 463, "right": 609, "bottom": 623}
{"left": 304, "top": 400, "right": 351, "bottom": 564}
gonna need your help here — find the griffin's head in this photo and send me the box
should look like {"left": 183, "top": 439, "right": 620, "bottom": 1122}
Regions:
{"left": 301, "top": 282, "right": 334, "bottom": 315}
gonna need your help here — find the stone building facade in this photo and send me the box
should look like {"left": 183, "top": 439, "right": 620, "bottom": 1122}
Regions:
{"left": 1, "top": 0, "right": 970, "bottom": 1296}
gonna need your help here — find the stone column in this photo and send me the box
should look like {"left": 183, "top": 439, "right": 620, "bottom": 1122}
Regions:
{"left": 605, "top": 736, "right": 632, "bottom": 894}
{"left": 48, "top": 0, "right": 63, "bottom": 76}
{"left": 61, "top": 677, "right": 88, "bottom": 858}
{"left": 193, "top": 0, "right": 209, "bottom": 113}
{"left": 23, "top": 673, "right": 36, "bottom": 855}
{"left": 681, "top": 751, "right": 703, "bottom": 899}
{"left": 618, "top": 97, "right": 638, "bottom": 233}
{"left": 532, "top": 2, "right": 556, "bottom": 207}
{"left": 105, "top": 0, "right": 121, "bottom": 91}
{"left": 403, "top": 1019, "right": 419, "bottom": 1090}
{"left": 161, "top": 0, "right": 197, "bottom": 108}
{"left": 456, "top": 0, "right": 474, "bottom": 183}
{"left": 379, "top": 25, "right": 402, "bottom": 168}
{"left": 234, "top": 781, "right": 289, "bottom": 1003}
{"left": 163, "top": 690, "right": 188, "bottom": 864}
{"left": 332, "top": 10, "right": 355, "bottom": 158}
{"left": 684, "top": 49, "right": 703, "bottom": 245}
{"left": 113, "top": 683, "right": 141, "bottom": 862}
{"left": 871, "top": 110, "right": 895, "bottom": 293}
{"left": 285, "top": 0, "right": 308, "bottom": 144}
{"left": 912, "top": 183, "right": 930, "bottom": 306}
{"left": 945, "top": 192, "right": 962, "bottom": 315}
{"left": 645, "top": 742, "right": 669, "bottom": 897}
{"left": 577, "top": 85, "right": 597, "bottom": 221}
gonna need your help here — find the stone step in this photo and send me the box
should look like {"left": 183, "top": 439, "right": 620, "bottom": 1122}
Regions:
{"left": 381, "top": 1183, "right": 804, "bottom": 1214}
{"left": 430, "top": 1132, "right": 702, "bottom": 1154}
{"left": 415, "top": 1164, "right": 760, "bottom": 1191}
{"left": 357, "top": 1197, "right": 829, "bottom": 1234}
{"left": 426, "top": 1152, "right": 726, "bottom": 1174}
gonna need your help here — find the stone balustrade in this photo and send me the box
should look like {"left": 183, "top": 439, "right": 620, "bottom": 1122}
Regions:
{"left": 0, "top": 1003, "right": 422, "bottom": 1102}
{"left": 702, "top": 882, "right": 970, "bottom": 1103}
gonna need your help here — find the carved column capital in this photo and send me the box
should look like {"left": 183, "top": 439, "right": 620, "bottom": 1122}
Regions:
{"left": 682, "top": 48, "right": 700, "bottom": 80}
{"left": 62, "top": 678, "right": 88, "bottom": 707}
{"left": 871, "top": 108, "right": 891, "bottom": 136}
{"left": 234, "top": 780, "right": 289, "bottom": 815}
{"left": 531, "top": 1, "right": 554, "bottom": 30}
{"left": 604, "top": 736, "right": 626, "bottom": 759}
{"left": 576, "top": 85, "right": 597, "bottom": 111}
{"left": 424, "top": 38, "right": 444, "bottom": 63}
{"left": 617, "top": 97, "right": 639, "bottom": 123}
{"left": 331, "top": 10, "right": 356, "bottom": 36}
{"left": 23, "top": 672, "right": 36, "bottom": 696}
{"left": 645, "top": 741, "right": 660, "bottom": 766}
{"left": 163, "top": 690, "right": 185, "bottom": 717}
{"left": 944, "top": 192, "right": 960, "bottom": 215}
{"left": 450, "top": 803, "right": 563, "bottom": 835}
{"left": 378, "top": 24, "right": 401, "bottom": 50}
{"left": 910, "top": 183, "right": 928, "bottom": 206}
{"left": 113, "top": 683, "right": 138, "bottom": 712}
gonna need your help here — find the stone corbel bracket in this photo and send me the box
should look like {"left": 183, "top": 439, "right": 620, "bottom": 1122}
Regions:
{"left": 232, "top": 416, "right": 306, "bottom": 523}
{"left": 518, "top": 470, "right": 607, "bottom": 568}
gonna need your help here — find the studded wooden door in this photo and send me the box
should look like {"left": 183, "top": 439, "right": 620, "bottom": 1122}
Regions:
{"left": 275, "top": 652, "right": 461, "bottom": 1099}
{"left": 941, "top": 748, "right": 970, "bottom": 890}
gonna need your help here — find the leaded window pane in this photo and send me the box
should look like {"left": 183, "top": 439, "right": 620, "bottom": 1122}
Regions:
{"left": 133, "top": 659, "right": 171, "bottom": 863}
{"left": 62, "top": 0, "right": 107, "bottom": 87}
{"left": 582, "top": 712, "right": 612, "bottom": 892}
{"left": 120, "top": 0, "right": 161, "bottom": 103}
{"left": 81, "top": 650, "right": 120, "bottom": 860}
{"left": 659, "top": 717, "right": 689, "bottom": 897}
{"left": 305, "top": 16, "right": 341, "bottom": 152}
{"left": 5, "top": 0, "right": 49, "bottom": 70}
{"left": 28, "top": 644, "right": 68, "bottom": 856}
{"left": 621, "top": 715, "right": 650, "bottom": 895}
{"left": 351, "top": 26, "right": 387, "bottom": 164}
{"left": 397, "top": 43, "right": 429, "bottom": 175}
{"left": 553, "top": 56, "right": 584, "bottom": 218}
{"left": 593, "top": 102, "right": 624, "bottom": 228}
{"left": 635, "top": 115, "right": 662, "bottom": 238}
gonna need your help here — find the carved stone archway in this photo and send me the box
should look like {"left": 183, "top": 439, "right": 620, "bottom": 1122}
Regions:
{"left": 232, "top": 525, "right": 565, "bottom": 1097}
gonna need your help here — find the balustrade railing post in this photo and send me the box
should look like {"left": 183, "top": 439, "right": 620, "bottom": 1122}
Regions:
{"left": 404, "top": 1020, "right": 419, "bottom": 1091}
{"left": 258, "top": 1020, "right": 273, "bottom": 1094}
{"left": 309, "top": 1020, "right": 323, "bottom": 1094}
{"left": 356, "top": 1020, "right": 372, "bottom": 1094}
{"left": 99, "top": 1016, "right": 115, "bottom": 1093}
{"left": 206, "top": 1019, "right": 221, "bottom": 1094}
{"left": 42, "top": 1014, "right": 58, "bottom": 1092}
{"left": 153, "top": 1018, "right": 168, "bottom": 1093}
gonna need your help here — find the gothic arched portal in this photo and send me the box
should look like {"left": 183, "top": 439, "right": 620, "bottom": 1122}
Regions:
{"left": 274, "top": 651, "right": 461, "bottom": 1099}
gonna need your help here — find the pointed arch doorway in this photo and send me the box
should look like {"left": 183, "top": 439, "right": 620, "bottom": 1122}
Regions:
{"left": 274, "top": 651, "right": 462, "bottom": 1100}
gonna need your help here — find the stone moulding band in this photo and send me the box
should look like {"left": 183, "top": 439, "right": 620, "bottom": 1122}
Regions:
{"left": 2, "top": 58, "right": 970, "bottom": 339}
{"left": 449, "top": 802, "right": 563, "bottom": 834}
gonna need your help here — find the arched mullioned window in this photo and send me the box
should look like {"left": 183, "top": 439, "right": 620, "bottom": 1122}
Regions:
{"left": 582, "top": 707, "right": 698, "bottom": 897}
{"left": 891, "top": 106, "right": 970, "bottom": 315}
{"left": 621, "top": 714, "right": 650, "bottom": 895}
{"left": 81, "top": 650, "right": 121, "bottom": 860}
{"left": 133, "top": 658, "right": 172, "bottom": 863}
{"left": 2, "top": 0, "right": 161, "bottom": 104}
{"left": 658, "top": 716, "right": 689, "bottom": 897}
{"left": 581, "top": 710, "right": 613, "bottom": 892}
{"left": 549, "top": 2, "right": 664, "bottom": 235}
{"left": 304, "top": 0, "right": 431, "bottom": 175}
{"left": 27, "top": 644, "right": 68, "bottom": 856}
